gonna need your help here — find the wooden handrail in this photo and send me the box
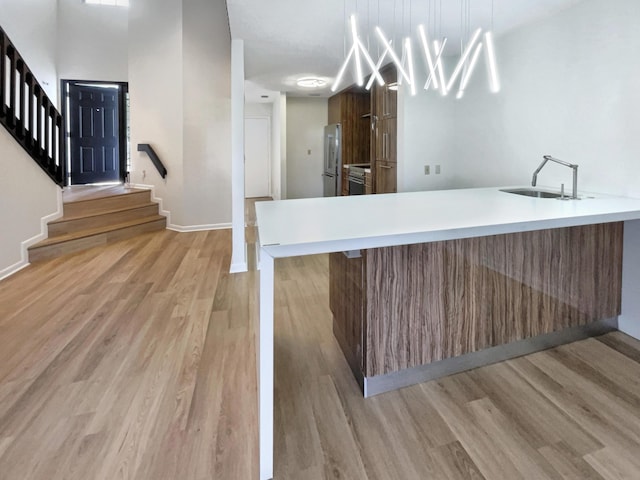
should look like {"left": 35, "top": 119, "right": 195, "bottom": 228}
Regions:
{"left": 0, "top": 26, "right": 64, "bottom": 187}
{"left": 137, "top": 144, "right": 167, "bottom": 179}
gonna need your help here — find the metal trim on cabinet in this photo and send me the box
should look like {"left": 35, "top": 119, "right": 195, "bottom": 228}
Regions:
{"left": 363, "top": 317, "right": 618, "bottom": 397}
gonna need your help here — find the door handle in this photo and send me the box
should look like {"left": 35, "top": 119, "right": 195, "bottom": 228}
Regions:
{"left": 379, "top": 164, "right": 392, "bottom": 169}
{"left": 383, "top": 133, "right": 389, "bottom": 159}
{"left": 383, "top": 89, "right": 387, "bottom": 116}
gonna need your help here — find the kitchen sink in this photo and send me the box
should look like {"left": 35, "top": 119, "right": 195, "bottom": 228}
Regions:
{"left": 500, "top": 188, "right": 563, "bottom": 199}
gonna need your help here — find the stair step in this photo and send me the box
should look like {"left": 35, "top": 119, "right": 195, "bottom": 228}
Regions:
{"left": 28, "top": 215, "right": 166, "bottom": 263}
{"left": 63, "top": 189, "right": 152, "bottom": 218}
{"left": 62, "top": 185, "right": 140, "bottom": 203}
{"left": 48, "top": 203, "right": 160, "bottom": 237}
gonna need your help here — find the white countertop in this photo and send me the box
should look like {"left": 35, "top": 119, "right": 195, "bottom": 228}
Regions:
{"left": 255, "top": 187, "right": 640, "bottom": 258}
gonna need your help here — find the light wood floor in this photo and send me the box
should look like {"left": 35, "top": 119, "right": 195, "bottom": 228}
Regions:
{"left": 61, "top": 184, "right": 136, "bottom": 203}
{"left": 1, "top": 229, "right": 640, "bottom": 479}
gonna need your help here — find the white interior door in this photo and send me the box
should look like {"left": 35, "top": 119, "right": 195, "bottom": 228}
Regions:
{"left": 245, "top": 117, "right": 271, "bottom": 198}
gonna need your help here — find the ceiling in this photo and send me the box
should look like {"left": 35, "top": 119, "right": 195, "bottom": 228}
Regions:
{"left": 227, "top": 0, "right": 585, "bottom": 101}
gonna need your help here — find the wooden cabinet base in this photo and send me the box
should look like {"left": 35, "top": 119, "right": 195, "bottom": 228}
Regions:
{"left": 329, "top": 250, "right": 366, "bottom": 388}
{"left": 330, "top": 222, "right": 624, "bottom": 394}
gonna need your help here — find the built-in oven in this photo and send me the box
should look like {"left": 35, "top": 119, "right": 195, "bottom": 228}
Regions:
{"left": 348, "top": 166, "right": 366, "bottom": 195}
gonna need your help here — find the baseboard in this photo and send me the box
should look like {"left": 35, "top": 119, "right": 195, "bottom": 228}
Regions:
{"left": 230, "top": 240, "right": 249, "bottom": 273}
{"left": 167, "top": 223, "right": 232, "bottom": 233}
{"left": 0, "top": 188, "right": 63, "bottom": 282}
{"left": 229, "top": 261, "right": 249, "bottom": 273}
{"left": 129, "top": 182, "right": 171, "bottom": 224}
{"left": 130, "top": 182, "right": 232, "bottom": 233}
{"left": 619, "top": 314, "right": 640, "bottom": 341}
{"left": 0, "top": 260, "right": 30, "bottom": 282}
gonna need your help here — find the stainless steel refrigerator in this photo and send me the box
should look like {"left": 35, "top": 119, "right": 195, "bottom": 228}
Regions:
{"left": 322, "top": 124, "right": 341, "bottom": 196}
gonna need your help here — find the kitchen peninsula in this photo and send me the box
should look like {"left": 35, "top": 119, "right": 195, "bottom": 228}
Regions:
{"left": 254, "top": 187, "right": 640, "bottom": 480}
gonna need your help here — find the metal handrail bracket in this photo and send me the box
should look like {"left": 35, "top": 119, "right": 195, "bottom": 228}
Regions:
{"left": 137, "top": 143, "right": 168, "bottom": 179}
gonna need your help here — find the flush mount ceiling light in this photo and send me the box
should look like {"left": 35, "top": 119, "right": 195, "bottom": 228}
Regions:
{"left": 332, "top": 0, "right": 500, "bottom": 99}
{"left": 84, "top": 0, "right": 129, "bottom": 6}
{"left": 296, "top": 77, "right": 327, "bottom": 88}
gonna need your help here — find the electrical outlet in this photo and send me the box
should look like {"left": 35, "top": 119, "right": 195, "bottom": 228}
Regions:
{"left": 424, "top": 165, "right": 430, "bottom": 175}
{"left": 435, "top": 165, "right": 441, "bottom": 174}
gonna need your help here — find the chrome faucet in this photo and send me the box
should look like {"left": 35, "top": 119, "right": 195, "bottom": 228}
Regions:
{"left": 532, "top": 155, "right": 579, "bottom": 199}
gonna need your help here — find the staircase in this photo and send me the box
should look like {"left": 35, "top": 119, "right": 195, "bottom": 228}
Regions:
{"left": 28, "top": 186, "right": 166, "bottom": 262}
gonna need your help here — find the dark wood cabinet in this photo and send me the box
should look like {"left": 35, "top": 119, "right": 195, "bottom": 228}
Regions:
{"left": 329, "top": 64, "right": 397, "bottom": 194}
{"left": 330, "top": 223, "right": 623, "bottom": 393}
{"left": 364, "top": 170, "right": 373, "bottom": 195}
{"left": 374, "top": 118, "right": 397, "bottom": 164}
{"left": 328, "top": 94, "right": 341, "bottom": 124}
{"left": 329, "top": 251, "right": 366, "bottom": 388}
{"left": 328, "top": 91, "right": 370, "bottom": 165}
{"left": 374, "top": 68, "right": 397, "bottom": 120}
{"left": 375, "top": 161, "right": 397, "bottom": 194}
{"left": 341, "top": 165, "right": 349, "bottom": 196}
{"left": 371, "top": 65, "right": 397, "bottom": 193}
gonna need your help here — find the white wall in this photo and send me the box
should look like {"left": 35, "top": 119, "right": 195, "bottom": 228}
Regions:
{"left": 398, "top": 63, "right": 457, "bottom": 192}
{"left": 0, "top": 0, "right": 61, "bottom": 277}
{"left": 458, "top": 0, "right": 640, "bottom": 197}
{"left": 182, "top": 0, "right": 232, "bottom": 227}
{"left": 128, "top": 0, "right": 185, "bottom": 224}
{"left": 0, "top": 0, "right": 58, "bottom": 104}
{"left": 0, "top": 127, "right": 61, "bottom": 279}
{"left": 401, "top": 0, "right": 640, "bottom": 198}
{"left": 57, "top": 0, "right": 128, "bottom": 82}
{"left": 230, "top": 39, "right": 246, "bottom": 272}
{"left": 285, "top": 97, "right": 327, "bottom": 199}
{"left": 276, "top": 93, "right": 287, "bottom": 199}
{"left": 129, "top": 0, "right": 231, "bottom": 229}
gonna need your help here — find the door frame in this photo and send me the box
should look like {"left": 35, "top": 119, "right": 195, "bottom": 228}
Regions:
{"left": 61, "top": 79, "right": 129, "bottom": 186}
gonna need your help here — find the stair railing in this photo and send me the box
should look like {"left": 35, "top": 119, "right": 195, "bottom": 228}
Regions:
{"left": 0, "top": 26, "right": 64, "bottom": 186}
{"left": 137, "top": 144, "right": 167, "bottom": 179}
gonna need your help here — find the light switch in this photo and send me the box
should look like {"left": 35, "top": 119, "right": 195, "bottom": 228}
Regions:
{"left": 308, "top": 149, "right": 311, "bottom": 155}
{"left": 435, "top": 165, "right": 441, "bottom": 174}
{"left": 424, "top": 165, "right": 430, "bottom": 175}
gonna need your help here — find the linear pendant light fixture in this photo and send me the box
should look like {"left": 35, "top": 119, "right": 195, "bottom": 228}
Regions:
{"left": 365, "top": 45, "right": 390, "bottom": 90}
{"left": 457, "top": 41, "right": 483, "bottom": 99}
{"left": 332, "top": 44, "right": 357, "bottom": 92}
{"left": 484, "top": 31, "right": 500, "bottom": 93}
{"left": 446, "top": 27, "right": 482, "bottom": 93}
{"left": 332, "top": 15, "right": 384, "bottom": 91}
{"left": 374, "top": 27, "right": 412, "bottom": 84}
{"left": 351, "top": 15, "right": 364, "bottom": 86}
{"left": 433, "top": 39, "right": 448, "bottom": 96}
{"left": 417, "top": 24, "right": 440, "bottom": 90}
{"left": 333, "top": 0, "right": 501, "bottom": 98}
{"left": 404, "top": 38, "right": 417, "bottom": 96}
